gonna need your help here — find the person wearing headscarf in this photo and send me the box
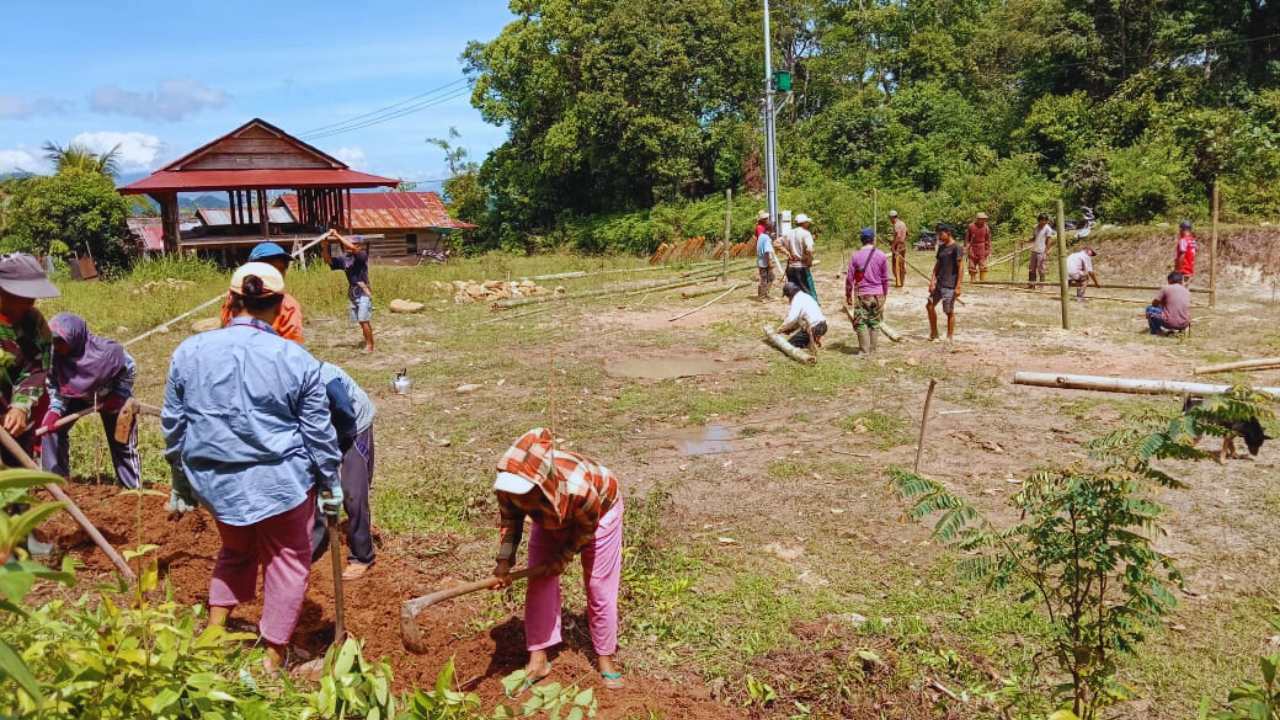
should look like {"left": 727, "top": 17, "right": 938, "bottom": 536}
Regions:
{"left": 491, "top": 428, "right": 626, "bottom": 691}
{"left": 41, "top": 313, "right": 140, "bottom": 488}
{"left": 163, "top": 262, "right": 341, "bottom": 672}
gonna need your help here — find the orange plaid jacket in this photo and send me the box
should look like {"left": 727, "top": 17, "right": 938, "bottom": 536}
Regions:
{"left": 495, "top": 428, "right": 622, "bottom": 565}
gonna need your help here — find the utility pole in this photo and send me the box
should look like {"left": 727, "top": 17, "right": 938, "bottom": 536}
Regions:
{"left": 762, "top": 0, "right": 779, "bottom": 232}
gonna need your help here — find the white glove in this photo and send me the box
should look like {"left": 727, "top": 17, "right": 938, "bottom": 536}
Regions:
{"left": 318, "top": 485, "right": 344, "bottom": 515}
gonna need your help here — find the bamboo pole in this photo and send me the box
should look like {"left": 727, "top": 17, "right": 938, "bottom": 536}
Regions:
{"left": 494, "top": 264, "right": 747, "bottom": 308}
{"left": 972, "top": 280, "right": 1211, "bottom": 294}
{"left": 723, "top": 189, "right": 732, "bottom": 281}
{"left": 681, "top": 283, "right": 735, "bottom": 299}
{"left": 1012, "top": 372, "right": 1280, "bottom": 397}
{"left": 123, "top": 294, "right": 226, "bottom": 347}
{"left": 1056, "top": 199, "right": 1069, "bottom": 330}
{"left": 881, "top": 323, "right": 904, "bottom": 343}
{"left": 1211, "top": 180, "right": 1220, "bottom": 308}
{"left": 762, "top": 325, "right": 816, "bottom": 364}
{"left": 0, "top": 428, "right": 135, "bottom": 581}
{"left": 915, "top": 379, "right": 938, "bottom": 473}
{"left": 670, "top": 284, "right": 742, "bottom": 322}
{"left": 967, "top": 284, "right": 1209, "bottom": 308}
{"left": 1194, "top": 357, "right": 1280, "bottom": 375}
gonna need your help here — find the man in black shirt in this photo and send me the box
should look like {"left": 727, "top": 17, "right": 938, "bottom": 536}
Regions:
{"left": 927, "top": 223, "right": 964, "bottom": 342}
{"left": 321, "top": 230, "right": 375, "bottom": 353}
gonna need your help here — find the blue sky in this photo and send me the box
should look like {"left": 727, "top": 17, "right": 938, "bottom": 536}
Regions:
{"left": 0, "top": 1, "right": 515, "bottom": 187}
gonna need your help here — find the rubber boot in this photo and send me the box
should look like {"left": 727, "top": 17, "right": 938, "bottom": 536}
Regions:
{"left": 869, "top": 329, "right": 879, "bottom": 354}
{"left": 856, "top": 328, "right": 871, "bottom": 355}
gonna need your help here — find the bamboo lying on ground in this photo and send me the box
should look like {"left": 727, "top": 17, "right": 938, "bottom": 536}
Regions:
{"left": 479, "top": 306, "right": 553, "bottom": 325}
{"left": 669, "top": 284, "right": 742, "bottom": 322}
{"left": 973, "top": 280, "right": 1212, "bottom": 294}
{"left": 681, "top": 282, "right": 746, "bottom": 299}
{"left": 1012, "top": 372, "right": 1280, "bottom": 397}
{"left": 526, "top": 259, "right": 726, "bottom": 282}
{"left": 123, "top": 294, "right": 225, "bottom": 347}
{"left": 841, "top": 305, "right": 905, "bottom": 343}
{"left": 494, "top": 265, "right": 740, "bottom": 308}
{"left": 1194, "top": 357, "right": 1280, "bottom": 375}
{"left": 762, "top": 325, "right": 816, "bottom": 364}
{"left": 966, "top": 284, "right": 1209, "bottom": 308}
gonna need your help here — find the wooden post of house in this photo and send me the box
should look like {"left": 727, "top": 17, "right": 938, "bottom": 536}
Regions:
{"left": 155, "top": 193, "right": 181, "bottom": 255}
{"left": 258, "top": 189, "right": 270, "bottom": 239}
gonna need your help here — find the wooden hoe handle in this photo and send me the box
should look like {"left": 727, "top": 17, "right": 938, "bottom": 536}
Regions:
{"left": 400, "top": 565, "right": 547, "bottom": 654}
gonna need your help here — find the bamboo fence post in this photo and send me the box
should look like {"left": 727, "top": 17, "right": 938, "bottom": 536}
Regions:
{"left": 1210, "top": 180, "right": 1220, "bottom": 308}
{"left": 914, "top": 379, "right": 938, "bottom": 473}
{"left": 1011, "top": 238, "right": 1021, "bottom": 283}
{"left": 872, "top": 188, "right": 878, "bottom": 241}
{"left": 1056, "top": 199, "right": 1069, "bottom": 329}
{"left": 723, "top": 189, "right": 732, "bottom": 282}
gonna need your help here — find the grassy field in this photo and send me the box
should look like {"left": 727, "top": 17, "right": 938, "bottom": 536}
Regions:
{"left": 39, "top": 229, "right": 1280, "bottom": 719}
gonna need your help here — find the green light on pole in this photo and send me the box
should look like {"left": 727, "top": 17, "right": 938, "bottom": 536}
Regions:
{"left": 773, "top": 71, "right": 792, "bottom": 92}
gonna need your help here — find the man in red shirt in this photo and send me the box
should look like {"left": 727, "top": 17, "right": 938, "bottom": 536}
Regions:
{"left": 1175, "top": 221, "right": 1197, "bottom": 284}
{"left": 754, "top": 211, "right": 769, "bottom": 240}
{"left": 965, "top": 213, "right": 992, "bottom": 282}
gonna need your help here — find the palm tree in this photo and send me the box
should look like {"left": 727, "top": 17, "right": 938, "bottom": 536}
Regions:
{"left": 40, "top": 141, "right": 122, "bottom": 178}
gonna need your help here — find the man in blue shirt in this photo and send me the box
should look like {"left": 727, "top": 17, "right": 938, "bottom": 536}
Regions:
{"left": 321, "top": 230, "right": 375, "bottom": 354}
{"left": 756, "top": 216, "right": 776, "bottom": 301}
{"left": 163, "top": 262, "right": 342, "bottom": 672}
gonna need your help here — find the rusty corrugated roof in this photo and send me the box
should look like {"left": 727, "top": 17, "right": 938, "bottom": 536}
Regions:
{"left": 126, "top": 218, "right": 165, "bottom": 252}
{"left": 277, "top": 191, "right": 477, "bottom": 231}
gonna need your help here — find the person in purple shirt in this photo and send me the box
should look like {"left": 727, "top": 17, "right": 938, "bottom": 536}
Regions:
{"left": 845, "top": 228, "right": 890, "bottom": 354}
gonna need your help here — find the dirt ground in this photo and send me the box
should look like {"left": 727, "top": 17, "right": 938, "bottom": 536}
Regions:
{"left": 32, "top": 232, "right": 1280, "bottom": 719}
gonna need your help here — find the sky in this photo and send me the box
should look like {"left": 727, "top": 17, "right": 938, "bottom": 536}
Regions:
{"left": 0, "top": 1, "right": 516, "bottom": 188}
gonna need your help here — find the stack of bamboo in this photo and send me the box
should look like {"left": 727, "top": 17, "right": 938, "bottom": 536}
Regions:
{"left": 649, "top": 236, "right": 708, "bottom": 265}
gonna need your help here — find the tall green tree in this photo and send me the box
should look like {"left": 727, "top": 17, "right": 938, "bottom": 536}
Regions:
{"left": 4, "top": 169, "right": 132, "bottom": 271}
{"left": 40, "top": 142, "right": 122, "bottom": 179}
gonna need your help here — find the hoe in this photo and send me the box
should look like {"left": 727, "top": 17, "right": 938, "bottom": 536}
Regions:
{"left": 400, "top": 564, "right": 547, "bottom": 653}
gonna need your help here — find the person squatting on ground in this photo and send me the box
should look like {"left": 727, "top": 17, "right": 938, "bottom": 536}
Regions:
{"left": 41, "top": 313, "right": 141, "bottom": 489}
{"left": 162, "top": 262, "right": 342, "bottom": 673}
{"left": 322, "top": 230, "right": 375, "bottom": 353}
{"left": 1147, "top": 272, "right": 1193, "bottom": 335}
{"left": 782, "top": 214, "right": 819, "bottom": 302}
{"left": 927, "top": 224, "right": 964, "bottom": 342}
{"left": 491, "top": 428, "right": 626, "bottom": 691}
{"left": 756, "top": 216, "right": 776, "bottom": 301}
{"left": 965, "top": 213, "right": 992, "bottom": 282}
{"left": 1066, "top": 246, "right": 1100, "bottom": 301}
{"left": 311, "top": 361, "right": 377, "bottom": 581}
{"left": 1175, "top": 221, "right": 1197, "bottom": 284}
{"left": 1028, "top": 213, "right": 1056, "bottom": 288}
{"left": 890, "top": 210, "right": 908, "bottom": 288}
{"left": 220, "top": 242, "right": 304, "bottom": 342}
{"left": 777, "top": 282, "right": 827, "bottom": 349}
{"left": 845, "top": 227, "right": 889, "bottom": 355}
{"left": 0, "top": 254, "right": 58, "bottom": 458}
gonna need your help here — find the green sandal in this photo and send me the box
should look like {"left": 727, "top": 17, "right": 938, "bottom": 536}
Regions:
{"left": 600, "top": 670, "right": 626, "bottom": 690}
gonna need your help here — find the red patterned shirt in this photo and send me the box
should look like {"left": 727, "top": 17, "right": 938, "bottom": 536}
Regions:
{"left": 495, "top": 428, "right": 622, "bottom": 566}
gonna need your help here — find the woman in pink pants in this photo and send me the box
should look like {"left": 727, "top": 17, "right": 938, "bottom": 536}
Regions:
{"left": 491, "top": 428, "right": 626, "bottom": 690}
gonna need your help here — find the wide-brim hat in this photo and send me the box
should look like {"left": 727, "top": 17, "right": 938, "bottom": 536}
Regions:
{"left": 976, "top": 212, "right": 988, "bottom": 220}
{"left": 795, "top": 213, "right": 811, "bottom": 224}
{"left": 0, "top": 254, "right": 59, "bottom": 299}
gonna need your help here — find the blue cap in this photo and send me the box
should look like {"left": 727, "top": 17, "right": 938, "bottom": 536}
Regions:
{"left": 860, "top": 227, "right": 875, "bottom": 242}
{"left": 248, "top": 242, "right": 292, "bottom": 262}
{"left": 1179, "top": 221, "right": 1192, "bottom": 230}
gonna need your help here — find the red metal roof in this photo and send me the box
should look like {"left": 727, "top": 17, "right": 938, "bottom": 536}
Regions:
{"left": 126, "top": 218, "right": 165, "bottom": 252}
{"left": 120, "top": 168, "right": 398, "bottom": 194}
{"left": 278, "top": 191, "right": 477, "bottom": 231}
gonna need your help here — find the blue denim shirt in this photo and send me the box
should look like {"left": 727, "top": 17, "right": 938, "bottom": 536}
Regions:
{"left": 162, "top": 318, "right": 341, "bottom": 526}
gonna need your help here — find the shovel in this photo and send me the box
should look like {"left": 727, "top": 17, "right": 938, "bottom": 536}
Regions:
{"left": 401, "top": 565, "right": 548, "bottom": 654}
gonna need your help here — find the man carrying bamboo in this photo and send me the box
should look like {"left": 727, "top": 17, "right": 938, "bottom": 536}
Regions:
{"left": 890, "top": 210, "right": 907, "bottom": 288}
{"left": 321, "top": 230, "right": 375, "bottom": 354}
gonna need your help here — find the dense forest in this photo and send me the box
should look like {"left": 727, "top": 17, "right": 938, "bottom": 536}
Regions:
{"left": 450, "top": 0, "right": 1280, "bottom": 252}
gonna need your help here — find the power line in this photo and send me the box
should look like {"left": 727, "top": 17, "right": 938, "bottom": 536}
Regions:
{"left": 300, "top": 88, "right": 472, "bottom": 141}
{"left": 299, "top": 81, "right": 471, "bottom": 140}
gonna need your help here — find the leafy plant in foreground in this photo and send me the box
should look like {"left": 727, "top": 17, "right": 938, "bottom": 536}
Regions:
{"left": 1200, "top": 618, "right": 1280, "bottom": 720}
{"left": 892, "top": 389, "right": 1271, "bottom": 720}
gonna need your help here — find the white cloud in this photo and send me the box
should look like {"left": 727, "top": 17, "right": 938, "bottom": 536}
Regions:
{"left": 332, "top": 146, "right": 369, "bottom": 170}
{"left": 0, "top": 95, "right": 72, "bottom": 119}
{"left": 71, "top": 131, "right": 166, "bottom": 172}
{"left": 89, "top": 79, "right": 229, "bottom": 122}
{"left": 0, "top": 147, "right": 44, "bottom": 174}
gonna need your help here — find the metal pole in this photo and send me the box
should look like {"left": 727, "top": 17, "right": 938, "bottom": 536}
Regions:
{"left": 1056, "top": 199, "right": 1070, "bottom": 329}
{"left": 723, "top": 189, "right": 732, "bottom": 281}
{"left": 763, "top": 0, "right": 779, "bottom": 231}
{"left": 1210, "top": 180, "right": 1219, "bottom": 308}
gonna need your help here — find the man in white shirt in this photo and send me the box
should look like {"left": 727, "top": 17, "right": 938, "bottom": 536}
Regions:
{"left": 776, "top": 282, "right": 827, "bottom": 349}
{"left": 782, "top": 214, "right": 819, "bottom": 302}
{"left": 1028, "top": 213, "right": 1057, "bottom": 289}
{"left": 1066, "top": 246, "right": 1100, "bottom": 301}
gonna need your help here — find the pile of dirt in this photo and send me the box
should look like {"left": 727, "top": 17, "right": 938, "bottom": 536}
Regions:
{"left": 38, "top": 485, "right": 738, "bottom": 720}
{"left": 741, "top": 620, "right": 969, "bottom": 720}
{"left": 434, "top": 280, "right": 562, "bottom": 304}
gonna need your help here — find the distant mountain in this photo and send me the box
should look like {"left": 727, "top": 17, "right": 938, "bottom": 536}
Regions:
{"left": 179, "top": 195, "right": 231, "bottom": 211}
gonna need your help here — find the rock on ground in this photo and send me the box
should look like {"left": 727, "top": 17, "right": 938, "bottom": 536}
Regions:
{"left": 389, "top": 299, "right": 425, "bottom": 313}
{"left": 190, "top": 317, "right": 221, "bottom": 334}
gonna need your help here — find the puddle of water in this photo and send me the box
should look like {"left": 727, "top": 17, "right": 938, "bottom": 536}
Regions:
{"left": 672, "top": 423, "right": 734, "bottom": 456}
{"left": 606, "top": 357, "right": 722, "bottom": 379}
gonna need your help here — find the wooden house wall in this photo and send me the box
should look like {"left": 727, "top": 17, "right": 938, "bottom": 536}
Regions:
{"left": 360, "top": 229, "right": 445, "bottom": 259}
